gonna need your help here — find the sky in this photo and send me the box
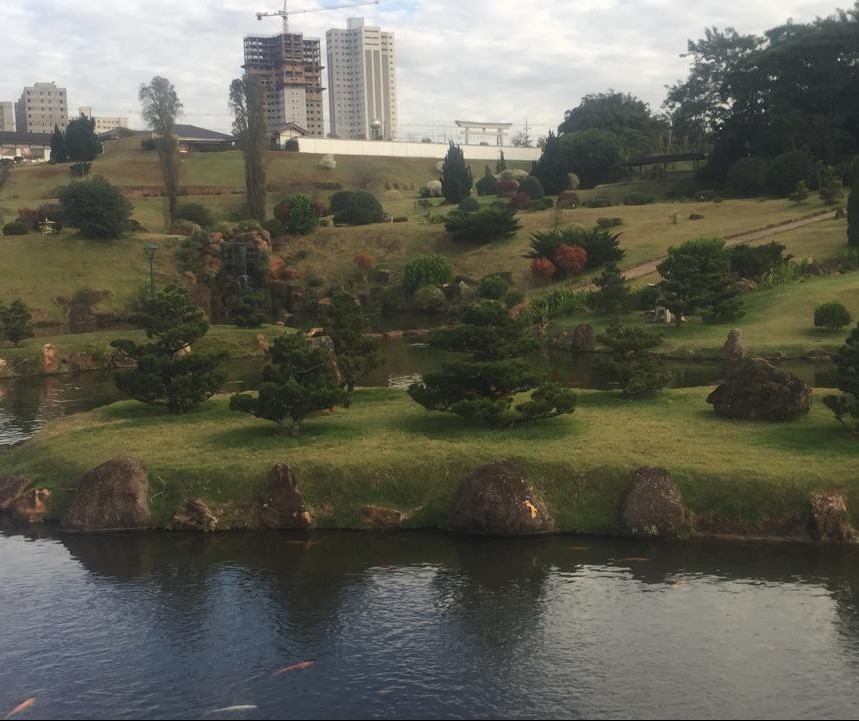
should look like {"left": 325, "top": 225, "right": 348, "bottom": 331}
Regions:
{"left": 0, "top": 0, "right": 848, "bottom": 141}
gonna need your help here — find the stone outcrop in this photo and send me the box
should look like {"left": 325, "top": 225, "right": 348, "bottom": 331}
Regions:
{"left": 12, "top": 489, "right": 52, "bottom": 524}
{"left": 707, "top": 358, "right": 812, "bottom": 421}
{"left": 449, "top": 462, "right": 555, "bottom": 536}
{"left": 572, "top": 324, "right": 595, "bottom": 353}
{"left": 809, "top": 490, "right": 858, "bottom": 544}
{"left": 173, "top": 498, "right": 219, "bottom": 532}
{"left": 64, "top": 352, "right": 100, "bottom": 373}
{"left": 721, "top": 329, "right": 745, "bottom": 360}
{"left": 0, "top": 475, "right": 31, "bottom": 512}
{"left": 0, "top": 358, "right": 12, "bottom": 378}
{"left": 61, "top": 457, "right": 151, "bottom": 532}
{"left": 307, "top": 335, "right": 343, "bottom": 387}
{"left": 41, "top": 344, "right": 60, "bottom": 374}
{"left": 619, "top": 467, "right": 687, "bottom": 538}
{"left": 260, "top": 464, "right": 312, "bottom": 530}
{"left": 358, "top": 506, "right": 403, "bottom": 530}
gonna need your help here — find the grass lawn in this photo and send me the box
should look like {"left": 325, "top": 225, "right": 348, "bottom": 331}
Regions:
{"left": 3, "top": 387, "right": 857, "bottom": 533}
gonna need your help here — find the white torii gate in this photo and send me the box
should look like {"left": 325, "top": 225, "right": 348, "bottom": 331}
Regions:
{"left": 455, "top": 120, "right": 513, "bottom": 147}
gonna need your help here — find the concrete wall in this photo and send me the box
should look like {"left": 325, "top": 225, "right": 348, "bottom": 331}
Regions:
{"left": 289, "top": 137, "right": 540, "bottom": 162}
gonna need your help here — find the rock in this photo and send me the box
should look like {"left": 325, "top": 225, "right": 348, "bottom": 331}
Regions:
{"left": 110, "top": 347, "right": 136, "bottom": 369}
{"left": 721, "top": 329, "right": 745, "bottom": 360}
{"left": 689, "top": 213, "right": 705, "bottom": 221}
{"left": 0, "top": 475, "right": 31, "bottom": 512}
{"left": 307, "top": 335, "right": 343, "bottom": 386}
{"left": 706, "top": 358, "right": 812, "bottom": 421}
{"left": 449, "top": 462, "right": 555, "bottom": 536}
{"left": 173, "top": 344, "right": 192, "bottom": 358}
{"left": 733, "top": 278, "right": 758, "bottom": 292}
{"left": 12, "top": 489, "right": 52, "bottom": 524}
{"left": 61, "top": 457, "right": 151, "bottom": 532}
{"left": 256, "top": 334, "right": 270, "bottom": 353}
{"left": 64, "top": 352, "right": 99, "bottom": 373}
{"left": 805, "top": 349, "right": 830, "bottom": 363}
{"left": 260, "top": 464, "right": 312, "bottom": 529}
{"left": 0, "top": 358, "right": 11, "bottom": 378}
{"left": 619, "top": 468, "right": 686, "bottom": 538}
{"left": 571, "top": 324, "right": 595, "bottom": 353}
{"left": 173, "top": 498, "right": 219, "bottom": 532}
{"left": 358, "top": 506, "right": 403, "bottom": 530}
{"left": 809, "top": 490, "right": 858, "bottom": 543}
{"left": 41, "top": 344, "right": 60, "bottom": 374}
{"left": 458, "top": 281, "right": 476, "bottom": 302}
{"left": 180, "top": 270, "right": 198, "bottom": 288}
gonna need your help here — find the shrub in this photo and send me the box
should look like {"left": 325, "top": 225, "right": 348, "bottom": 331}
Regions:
{"left": 458, "top": 196, "right": 480, "bottom": 213}
{"left": 413, "top": 285, "right": 447, "bottom": 313}
{"left": 622, "top": 192, "right": 656, "bottom": 206}
{"left": 318, "top": 154, "right": 336, "bottom": 169}
{"left": 815, "top": 302, "right": 853, "bottom": 331}
{"left": 584, "top": 194, "right": 614, "bottom": 208}
{"left": 557, "top": 191, "right": 579, "bottom": 209}
{"left": 323, "top": 290, "right": 382, "bottom": 391}
{"left": 526, "top": 287, "right": 590, "bottom": 323}
{"left": 353, "top": 253, "right": 375, "bottom": 272}
{"left": 229, "top": 289, "right": 271, "bottom": 328}
{"left": 727, "top": 157, "right": 769, "bottom": 198}
{"left": 850, "top": 156, "right": 859, "bottom": 248}
{"left": 2, "top": 221, "right": 28, "bottom": 236}
{"left": 528, "top": 226, "right": 623, "bottom": 272}
{"left": 57, "top": 176, "right": 133, "bottom": 240}
{"left": 141, "top": 138, "right": 157, "bottom": 151}
{"left": 518, "top": 175, "right": 545, "bottom": 199}
{"left": 0, "top": 299, "right": 34, "bottom": 346}
{"left": 475, "top": 166, "right": 498, "bottom": 196}
{"left": 592, "top": 264, "right": 632, "bottom": 315}
{"left": 819, "top": 165, "right": 844, "bottom": 206}
{"left": 596, "top": 217, "right": 623, "bottom": 229}
{"left": 403, "top": 255, "right": 453, "bottom": 294}
{"left": 263, "top": 218, "right": 285, "bottom": 237}
{"left": 440, "top": 142, "right": 473, "bottom": 203}
{"left": 477, "top": 273, "right": 511, "bottom": 300}
{"left": 444, "top": 206, "right": 521, "bottom": 245}
{"left": 277, "top": 193, "right": 318, "bottom": 235}
{"left": 503, "top": 288, "right": 525, "bottom": 308}
{"left": 767, "top": 151, "right": 816, "bottom": 197}
{"left": 69, "top": 162, "right": 91, "bottom": 178}
{"left": 554, "top": 244, "right": 588, "bottom": 275}
{"left": 176, "top": 202, "right": 215, "bottom": 229}
{"left": 730, "top": 242, "right": 790, "bottom": 281}
{"left": 169, "top": 219, "right": 201, "bottom": 236}
{"left": 531, "top": 257, "right": 557, "bottom": 283}
{"left": 633, "top": 284, "right": 660, "bottom": 311}
{"left": 36, "top": 202, "right": 64, "bottom": 231}
{"left": 824, "top": 322, "right": 859, "bottom": 434}
{"left": 789, "top": 181, "right": 811, "bottom": 205}
{"left": 284, "top": 138, "right": 300, "bottom": 151}
{"left": 16, "top": 207, "right": 38, "bottom": 230}
{"left": 510, "top": 192, "right": 532, "bottom": 209}
{"left": 329, "top": 190, "right": 384, "bottom": 225}
{"left": 596, "top": 321, "right": 669, "bottom": 398}
{"left": 312, "top": 199, "right": 327, "bottom": 218}
{"left": 496, "top": 179, "right": 519, "bottom": 197}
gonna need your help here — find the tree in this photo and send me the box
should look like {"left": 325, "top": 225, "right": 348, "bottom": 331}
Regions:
{"left": 230, "top": 75, "right": 268, "bottom": 224}
{"left": 532, "top": 131, "right": 568, "bottom": 195}
{"left": 819, "top": 165, "right": 844, "bottom": 206}
{"left": 323, "top": 291, "right": 382, "bottom": 392}
{"left": 0, "top": 299, "right": 34, "bottom": 347}
{"left": 407, "top": 301, "right": 576, "bottom": 427}
{"left": 496, "top": 151, "right": 507, "bottom": 174}
{"left": 815, "top": 302, "right": 853, "bottom": 331}
{"left": 560, "top": 130, "right": 624, "bottom": 188}
{"left": 475, "top": 165, "right": 499, "bottom": 196}
{"left": 510, "top": 130, "right": 532, "bottom": 148}
{"left": 329, "top": 190, "right": 384, "bottom": 225}
{"left": 112, "top": 286, "right": 226, "bottom": 413}
{"left": 57, "top": 176, "right": 133, "bottom": 239}
{"left": 65, "top": 115, "right": 102, "bottom": 162}
{"left": 789, "top": 181, "right": 810, "bottom": 205}
{"left": 229, "top": 289, "right": 271, "bottom": 328}
{"left": 140, "top": 76, "right": 183, "bottom": 223}
{"left": 277, "top": 194, "right": 317, "bottom": 235}
{"left": 592, "top": 264, "right": 632, "bottom": 315}
{"left": 848, "top": 156, "right": 859, "bottom": 247}
{"left": 596, "top": 321, "right": 669, "bottom": 398}
{"left": 766, "top": 150, "right": 816, "bottom": 197}
{"left": 444, "top": 206, "right": 521, "bottom": 245}
{"left": 230, "top": 333, "right": 349, "bottom": 435}
{"left": 824, "top": 322, "right": 859, "bottom": 435}
{"left": 50, "top": 125, "right": 67, "bottom": 164}
{"left": 726, "top": 157, "right": 769, "bottom": 197}
{"left": 441, "top": 141, "right": 473, "bottom": 203}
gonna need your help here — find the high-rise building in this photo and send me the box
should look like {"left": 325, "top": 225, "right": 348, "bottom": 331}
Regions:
{"left": 243, "top": 31, "right": 325, "bottom": 137}
{"left": 15, "top": 82, "right": 68, "bottom": 134}
{"left": 0, "top": 102, "right": 15, "bottom": 132}
{"left": 71, "top": 107, "right": 129, "bottom": 134}
{"left": 326, "top": 18, "right": 398, "bottom": 141}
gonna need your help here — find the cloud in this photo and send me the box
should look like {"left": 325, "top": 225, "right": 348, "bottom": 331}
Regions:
{"left": 0, "top": 0, "right": 845, "bottom": 139}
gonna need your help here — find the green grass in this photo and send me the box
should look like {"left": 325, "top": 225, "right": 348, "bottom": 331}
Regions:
{"left": 3, "top": 387, "right": 857, "bottom": 533}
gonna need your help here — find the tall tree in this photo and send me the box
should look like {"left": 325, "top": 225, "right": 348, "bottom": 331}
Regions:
{"left": 440, "top": 141, "right": 473, "bottom": 204}
{"left": 560, "top": 130, "right": 623, "bottom": 188}
{"left": 532, "top": 131, "right": 568, "bottom": 195}
{"left": 230, "top": 75, "right": 268, "bottom": 223}
{"left": 0, "top": 299, "right": 34, "bottom": 347}
{"left": 848, "top": 156, "right": 859, "bottom": 248}
{"left": 139, "top": 76, "right": 183, "bottom": 224}
{"left": 65, "top": 115, "right": 102, "bottom": 162}
{"left": 50, "top": 125, "right": 67, "bottom": 164}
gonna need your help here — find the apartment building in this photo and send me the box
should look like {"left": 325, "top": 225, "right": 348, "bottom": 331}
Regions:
{"left": 0, "top": 102, "right": 15, "bottom": 132}
{"left": 73, "top": 107, "right": 129, "bottom": 134}
{"left": 15, "top": 82, "right": 68, "bottom": 134}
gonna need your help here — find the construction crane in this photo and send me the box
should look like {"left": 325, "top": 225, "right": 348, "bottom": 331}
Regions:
{"left": 257, "top": 0, "right": 381, "bottom": 34}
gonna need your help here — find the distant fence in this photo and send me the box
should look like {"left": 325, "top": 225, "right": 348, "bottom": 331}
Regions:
{"left": 289, "top": 137, "right": 541, "bottom": 162}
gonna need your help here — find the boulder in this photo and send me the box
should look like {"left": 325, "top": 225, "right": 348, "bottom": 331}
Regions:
{"left": 260, "top": 464, "right": 312, "bottom": 530}
{"left": 41, "top": 344, "right": 60, "bottom": 374}
{"left": 732, "top": 278, "right": 758, "bottom": 292}
{"left": 61, "top": 457, "right": 151, "bottom": 532}
{"left": 706, "top": 358, "right": 812, "bottom": 421}
{"left": 0, "top": 358, "right": 13, "bottom": 378}
{"left": 572, "top": 323, "right": 595, "bottom": 353}
{"left": 12, "top": 489, "right": 52, "bottom": 524}
{"left": 64, "top": 352, "right": 100, "bottom": 373}
{"left": 809, "top": 490, "right": 858, "bottom": 544}
{"left": 689, "top": 213, "right": 705, "bottom": 221}
{"left": 619, "top": 467, "right": 686, "bottom": 538}
{"left": 449, "top": 462, "right": 555, "bottom": 536}
{"left": 256, "top": 334, "right": 270, "bottom": 353}
{"left": 307, "top": 335, "right": 343, "bottom": 386}
{"left": 721, "top": 329, "right": 745, "bottom": 361}
{"left": 358, "top": 506, "right": 403, "bottom": 530}
{"left": 0, "top": 475, "right": 31, "bottom": 512}
{"left": 805, "top": 349, "right": 830, "bottom": 363}
{"left": 173, "top": 498, "right": 219, "bottom": 532}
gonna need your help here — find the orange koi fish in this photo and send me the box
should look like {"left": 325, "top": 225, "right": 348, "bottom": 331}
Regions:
{"left": 273, "top": 660, "right": 316, "bottom": 676}
{"left": 4, "top": 699, "right": 35, "bottom": 720}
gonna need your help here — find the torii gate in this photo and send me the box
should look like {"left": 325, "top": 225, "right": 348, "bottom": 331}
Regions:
{"left": 455, "top": 120, "right": 513, "bottom": 147}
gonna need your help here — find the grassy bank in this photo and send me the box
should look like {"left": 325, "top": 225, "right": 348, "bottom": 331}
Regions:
{"left": 3, "top": 388, "right": 857, "bottom": 534}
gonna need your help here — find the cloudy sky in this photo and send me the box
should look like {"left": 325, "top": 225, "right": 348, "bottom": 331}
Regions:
{"left": 0, "top": 0, "right": 847, "bottom": 140}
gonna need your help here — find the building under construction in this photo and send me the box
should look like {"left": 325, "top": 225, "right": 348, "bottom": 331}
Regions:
{"left": 243, "top": 32, "right": 325, "bottom": 137}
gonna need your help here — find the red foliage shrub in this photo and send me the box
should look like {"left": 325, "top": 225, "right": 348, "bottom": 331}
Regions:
{"left": 557, "top": 191, "right": 579, "bottom": 209}
{"left": 530, "top": 257, "right": 557, "bottom": 283}
{"left": 510, "top": 192, "right": 532, "bottom": 209}
{"left": 312, "top": 199, "right": 328, "bottom": 218}
{"left": 17, "top": 207, "right": 39, "bottom": 230}
{"left": 496, "top": 179, "right": 520, "bottom": 197}
{"left": 554, "top": 244, "right": 588, "bottom": 275}
{"left": 354, "top": 253, "right": 375, "bottom": 272}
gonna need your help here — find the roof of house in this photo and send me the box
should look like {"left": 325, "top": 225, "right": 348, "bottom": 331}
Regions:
{"left": 0, "top": 131, "right": 53, "bottom": 145}
{"left": 276, "top": 122, "right": 309, "bottom": 136}
{"left": 173, "top": 124, "right": 233, "bottom": 142}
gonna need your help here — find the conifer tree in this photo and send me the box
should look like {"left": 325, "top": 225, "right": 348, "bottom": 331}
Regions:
{"left": 532, "top": 131, "right": 568, "bottom": 195}
{"left": 824, "top": 321, "right": 859, "bottom": 435}
{"left": 596, "top": 321, "right": 669, "bottom": 398}
{"left": 0, "top": 299, "right": 34, "bottom": 347}
{"left": 592, "top": 264, "right": 632, "bottom": 315}
{"left": 65, "top": 115, "right": 102, "bottom": 162}
{"left": 496, "top": 150, "right": 507, "bottom": 174}
{"left": 441, "top": 141, "right": 473, "bottom": 204}
{"left": 50, "top": 125, "right": 67, "bottom": 164}
{"left": 323, "top": 291, "right": 382, "bottom": 392}
{"left": 848, "top": 156, "right": 859, "bottom": 248}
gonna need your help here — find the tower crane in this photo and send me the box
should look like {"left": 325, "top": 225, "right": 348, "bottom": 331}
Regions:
{"left": 257, "top": 0, "right": 381, "bottom": 34}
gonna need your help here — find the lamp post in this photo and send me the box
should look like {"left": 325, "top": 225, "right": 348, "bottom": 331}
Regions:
{"left": 143, "top": 243, "right": 158, "bottom": 300}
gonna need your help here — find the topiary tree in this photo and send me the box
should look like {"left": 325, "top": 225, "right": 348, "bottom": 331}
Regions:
{"left": 407, "top": 301, "right": 576, "bottom": 427}
{"left": 819, "top": 164, "right": 844, "bottom": 206}
{"left": 65, "top": 115, "right": 102, "bottom": 162}
{"left": 57, "top": 176, "right": 133, "bottom": 240}
{"left": 323, "top": 290, "right": 382, "bottom": 392}
{"left": 176, "top": 202, "right": 215, "bottom": 229}
{"left": 440, "top": 142, "right": 473, "bottom": 204}
{"left": 230, "top": 333, "right": 349, "bottom": 435}
{"left": 596, "top": 321, "right": 669, "bottom": 398}
{"left": 592, "top": 264, "right": 632, "bottom": 315}
{"left": 518, "top": 175, "right": 545, "bottom": 200}
{"left": 815, "top": 302, "right": 853, "bottom": 331}
{"left": 402, "top": 255, "right": 452, "bottom": 294}
{"left": 0, "top": 299, "right": 34, "bottom": 347}
{"left": 848, "top": 156, "right": 859, "bottom": 248}
{"left": 111, "top": 286, "right": 226, "bottom": 413}
{"left": 444, "top": 206, "right": 521, "bottom": 244}
{"left": 726, "top": 157, "right": 769, "bottom": 198}
{"left": 475, "top": 166, "right": 498, "bottom": 196}
{"left": 824, "top": 322, "right": 859, "bottom": 435}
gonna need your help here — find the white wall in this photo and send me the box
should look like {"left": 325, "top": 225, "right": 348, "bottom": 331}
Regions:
{"left": 288, "top": 136, "right": 540, "bottom": 162}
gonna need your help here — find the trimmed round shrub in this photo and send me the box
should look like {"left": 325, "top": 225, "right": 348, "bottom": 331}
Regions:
{"left": 169, "top": 219, "right": 202, "bottom": 236}
{"left": 554, "top": 244, "right": 588, "bottom": 276}
{"left": 403, "top": 255, "right": 453, "bottom": 294}
{"left": 458, "top": 196, "right": 480, "bottom": 213}
{"left": 767, "top": 151, "right": 816, "bottom": 197}
{"left": 329, "top": 190, "right": 384, "bottom": 226}
{"left": 510, "top": 192, "right": 532, "bottom": 209}
{"left": 531, "top": 257, "right": 557, "bottom": 283}
{"left": 503, "top": 288, "right": 526, "bottom": 308}
{"left": 276, "top": 193, "right": 318, "bottom": 235}
{"left": 477, "top": 273, "right": 511, "bottom": 300}
{"left": 176, "top": 202, "right": 215, "bottom": 229}
{"left": 585, "top": 194, "right": 614, "bottom": 208}
{"left": 518, "top": 175, "right": 545, "bottom": 200}
{"left": 263, "top": 218, "right": 285, "bottom": 237}
{"left": 284, "top": 138, "right": 300, "bottom": 151}
{"left": 413, "top": 285, "right": 447, "bottom": 313}
{"left": 57, "top": 176, "right": 133, "bottom": 240}
{"left": 814, "top": 302, "right": 853, "bottom": 330}
{"left": 2, "top": 221, "right": 28, "bottom": 236}
{"left": 557, "top": 191, "right": 579, "bottom": 209}
{"left": 622, "top": 192, "right": 656, "bottom": 206}
{"left": 596, "top": 217, "right": 623, "bottom": 229}
{"left": 727, "top": 157, "right": 769, "bottom": 198}
{"left": 497, "top": 179, "right": 519, "bottom": 197}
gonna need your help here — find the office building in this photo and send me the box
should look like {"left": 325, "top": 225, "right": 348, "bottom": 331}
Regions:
{"left": 15, "top": 82, "right": 68, "bottom": 134}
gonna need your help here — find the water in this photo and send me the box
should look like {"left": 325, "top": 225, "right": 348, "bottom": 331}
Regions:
{"left": 0, "top": 530, "right": 857, "bottom": 719}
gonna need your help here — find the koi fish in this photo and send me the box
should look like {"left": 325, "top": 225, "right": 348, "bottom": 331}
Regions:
{"left": 205, "top": 706, "right": 258, "bottom": 715}
{"left": 616, "top": 557, "right": 651, "bottom": 563}
{"left": 566, "top": 546, "right": 590, "bottom": 551}
{"left": 274, "top": 660, "right": 315, "bottom": 676}
{"left": 4, "top": 699, "right": 35, "bottom": 720}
